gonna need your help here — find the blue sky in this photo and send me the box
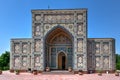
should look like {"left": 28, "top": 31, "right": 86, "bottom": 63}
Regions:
{"left": 0, "top": 0, "right": 120, "bottom": 54}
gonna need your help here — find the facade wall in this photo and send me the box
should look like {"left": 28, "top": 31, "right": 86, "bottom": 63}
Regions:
{"left": 87, "top": 38, "right": 115, "bottom": 71}
{"left": 31, "top": 9, "right": 88, "bottom": 71}
{"left": 10, "top": 39, "right": 32, "bottom": 70}
{"left": 10, "top": 9, "right": 115, "bottom": 72}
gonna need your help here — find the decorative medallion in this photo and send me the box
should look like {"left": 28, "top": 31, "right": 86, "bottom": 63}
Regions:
{"left": 77, "top": 14, "right": 83, "bottom": 20}
{"left": 35, "top": 15, "right": 41, "bottom": 21}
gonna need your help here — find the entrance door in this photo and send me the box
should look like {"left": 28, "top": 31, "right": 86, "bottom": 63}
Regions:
{"left": 58, "top": 52, "right": 66, "bottom": 70}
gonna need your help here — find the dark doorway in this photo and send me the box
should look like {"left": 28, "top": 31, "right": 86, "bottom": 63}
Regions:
{"left": 62, "top": 56, "right": 65, "bottom": 70}
{"left": 58, "top": 52, "right": 66, "bottom": 70}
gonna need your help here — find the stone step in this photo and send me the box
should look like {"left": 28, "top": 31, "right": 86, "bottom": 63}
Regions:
{"left": 42, "top": 70, "right": 74, "bottom": 75}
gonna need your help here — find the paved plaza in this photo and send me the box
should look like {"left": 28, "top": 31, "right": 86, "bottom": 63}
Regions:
{"left": 0, "top": 71, "right": 120, "bottom": 80}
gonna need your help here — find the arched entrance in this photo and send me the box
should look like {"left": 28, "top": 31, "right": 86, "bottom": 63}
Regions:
{"left": 58, "top": 52, "right": 66, "bottom": 70}
{"left": 44, "top": 26, "right": 73, "bottom": 70}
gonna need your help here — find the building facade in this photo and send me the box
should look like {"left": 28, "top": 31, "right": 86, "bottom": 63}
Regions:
{"left": 10, "top": 9, "right": 115, "bottom": 73}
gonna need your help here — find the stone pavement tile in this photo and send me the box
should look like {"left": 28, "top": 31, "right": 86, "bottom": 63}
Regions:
{"left": 0, "top": 71, "right": 120, "bottom": 80}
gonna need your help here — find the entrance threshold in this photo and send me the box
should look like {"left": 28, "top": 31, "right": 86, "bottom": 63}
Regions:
{"left": 42, "top": 70, "right": 74, "bottom": 75}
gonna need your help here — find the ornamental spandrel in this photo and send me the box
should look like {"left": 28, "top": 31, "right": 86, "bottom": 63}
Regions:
{"left": 44, "top": 23, "right": 74, "bottom": 35}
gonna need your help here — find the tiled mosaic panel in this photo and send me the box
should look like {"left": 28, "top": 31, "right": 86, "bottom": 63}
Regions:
{"left": 95, "top": 42, "right": 100, "bottom": 54}
{"left": 77, "top": 55, "right": 83, "bottom": 68}
{"left": 34, "top": 55, "right": 41, "bottom": 67}
{"left": 35, "top": 14, "right": 41, "bottom": 21}
{"left": 77, "top": 23, "right": 83, "bottom": 36}
{"left": 103, "top": 42, "right": 109, "bottom": 54}
{"left": 43, "top": 23, "right": 74, "bottom": 35}
{"left": 77, "top": 14, "right": 83, "bottom": 21}
{"left": 35, "top": 13, "right": 83, "bottom": 21}
{"left": 34, "top": 39, "right": 41, "bottom": 52}
{"left": 95, "top": 56, "right": 101, "bottom": 68}
{"left": 51, "top": 34, "right": 71, "bottom": 44}
{"left": 34, "top": 24, "right": 41, "bottom": 36}
{"left": 14, "top": 43, "right": 20, "bottom": 53}
{"left": 14, "top": 56, "right": 20, "bottom": 67}
{"left": 22, "top": 56, "right": 27, "bottom": 67}
{"left": 22, "top": 43, "right": 28, "bottom": 53}
{"left": 44, "top": 14, "right": 74, "bottom": 21}
{"left": 103, "top": 56, "right": 109, "bottom": 69}
{"left": 77, "top": 39, "right": 83, "bottom": 53}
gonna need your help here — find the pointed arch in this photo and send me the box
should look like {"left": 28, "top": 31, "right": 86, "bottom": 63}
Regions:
{"left": 44, "top": 25, "right": 74, "bottom": 42}
{"left": 43, "top": 25, "right": 74, "bottom": 70}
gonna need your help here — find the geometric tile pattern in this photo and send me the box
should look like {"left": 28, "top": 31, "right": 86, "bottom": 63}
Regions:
{"left": 22, "top": 43, "right": 28, "bottom": 53}
{"left": 77, "top": 55, "right": 83, "bottom": 68}
{"left": 103, "top": 42, "right": 109, "bottom": 54}
{"left": 103, "top": 56, "right": 109, "bottom": 69}
{"left": 77, "top": 39, "right": 83, "bottom": 53}
{"left": 14, "top": 56, "right": 20, "bottom": 67}
{"left": 22, "top": 56, "right": 27, "bottom": 67}
{"left": 14, "top": 43, "right": 20, "bottom": 53}
{"left": 95, "top": 56, "right": 100, "bottom": 68}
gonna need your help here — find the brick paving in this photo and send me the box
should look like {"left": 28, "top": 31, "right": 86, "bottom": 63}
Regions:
{"left": 0, "top": 71, "right": 120, "bottom": 80}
